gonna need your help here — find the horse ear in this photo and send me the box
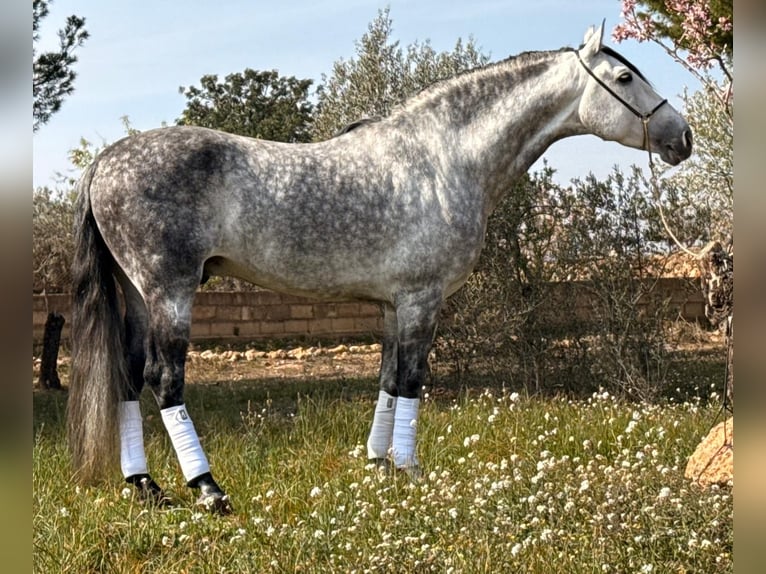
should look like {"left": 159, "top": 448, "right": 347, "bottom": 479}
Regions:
{"left": 580, "top": 19, "right": 605, "bottom": 59}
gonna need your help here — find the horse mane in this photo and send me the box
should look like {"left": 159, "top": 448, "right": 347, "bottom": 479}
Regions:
{"left": 393, "top": 47, "right": 574, "bottom": 115}
{"left": 332, "top": 44, "right": 647, "bottom": 135}
{"left": 333, "top": 116, "right": 382, "bottom": 137}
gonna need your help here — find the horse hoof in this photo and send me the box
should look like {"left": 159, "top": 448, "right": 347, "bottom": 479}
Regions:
{"left": 368, "top": 458, "right": 422, "bottom": 481}
{"left": 195, "top": 492, "right": 233, "bottom": 515}
{"left": 128, "top": 475, "right": 173, "bottom": 507}
{"left": 188, "top": 472, "right": 232, "bottom": 514}
{"left": 144, "top": 492, "right": 173, "bottom": 508}
{"left": 369, "top": 457, "right": 392, "bottom": 475}
{"left": 396, "top": 464, "right": 423, "bottom": 482}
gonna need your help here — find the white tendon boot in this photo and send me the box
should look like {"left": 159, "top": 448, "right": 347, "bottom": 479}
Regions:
{"left": 367, "top": 390, "right": 397, "bottom": 462}
{"left": 119, "top": 401, "right": 148, "bottom": 478}
{"left": 391, "top": 396, "right": 420, "bottom": 475}
{"left": 160, "top": 404, "right": 210, "bottom": 484}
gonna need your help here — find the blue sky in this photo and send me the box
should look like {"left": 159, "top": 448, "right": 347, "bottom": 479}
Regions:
{"left": 32, "top": 0, "right": 699, "bottom": 189}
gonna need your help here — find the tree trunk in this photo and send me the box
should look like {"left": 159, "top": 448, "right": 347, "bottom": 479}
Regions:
{"left": 38, "top": 312, "right": 65, "bottom": 390}
{"left": 698, "top": 240, "right": 733, "bottom": 408}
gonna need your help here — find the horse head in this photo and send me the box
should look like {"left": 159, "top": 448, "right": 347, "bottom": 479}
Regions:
{"left": 576, "top": 22, "right": 692, "bottom": 165}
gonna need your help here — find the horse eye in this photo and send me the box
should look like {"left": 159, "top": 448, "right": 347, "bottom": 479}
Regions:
{"left": 617, "top": 72, "right": 633, "bottom": 84}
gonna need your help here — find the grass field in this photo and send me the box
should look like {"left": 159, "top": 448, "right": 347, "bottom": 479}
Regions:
{"left": 33, "top": 350, "right": 732, "bottom": 573}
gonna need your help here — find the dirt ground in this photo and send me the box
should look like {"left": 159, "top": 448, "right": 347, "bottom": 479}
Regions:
{"left": 184, "top": 343, "right": 383, "bottom": 383}
{"left": 34, "top": 326, "right": 727, "bottom": 390}
{"left": 32, "top": 342, "right": 385, "bottom": 387}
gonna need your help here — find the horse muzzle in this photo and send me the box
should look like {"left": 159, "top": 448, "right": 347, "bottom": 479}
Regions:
{"left": 658, "top": 127, "right": 693, "bottom": 166}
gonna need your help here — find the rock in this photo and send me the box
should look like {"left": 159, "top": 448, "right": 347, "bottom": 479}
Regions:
{"left": 288, "top": 347, "right": 313, "bottom": 360}
{"left": 684, "top": 417, "right": 733, "bottom": 488}
{"left": 328, "top": 344, "right": 348, "bottom": 354}
{"left": 244, "top": 349, "right": 265, "bottom": 361}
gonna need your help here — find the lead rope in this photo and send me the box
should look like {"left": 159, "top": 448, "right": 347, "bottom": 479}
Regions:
{"left": 644, "top": 116, "right": 733, "bottom": 423}
{"left": 643, "top": 125, "right": 701, "bottom": 259}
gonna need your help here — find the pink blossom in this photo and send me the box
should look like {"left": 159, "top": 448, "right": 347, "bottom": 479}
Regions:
{"left": 613, "top": 0, "right": 730, "bottom": 72}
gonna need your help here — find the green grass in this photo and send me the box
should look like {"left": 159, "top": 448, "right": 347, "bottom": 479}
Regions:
{"left": 34, "top": 375, "right": 732, "bottom": 573}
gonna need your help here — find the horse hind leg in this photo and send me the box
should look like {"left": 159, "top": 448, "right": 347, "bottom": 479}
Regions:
{"left": 143, "top": 288, "right": 232, "bottom": 514}
{"left": 116, "top": 274, "right": 169, "bottom": 505}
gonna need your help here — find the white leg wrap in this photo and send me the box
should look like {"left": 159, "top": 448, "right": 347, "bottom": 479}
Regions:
{"left": 367, "top": 390, "right": 397, "bottom": 459}
{"left": 161, "top": 404, "right": 210, "bottom": 483}
{"left": 119, "top": 401, "right": 148, "bottom": 478}
{"left": 392, "top": 397, "right": 420, "bottom": 468}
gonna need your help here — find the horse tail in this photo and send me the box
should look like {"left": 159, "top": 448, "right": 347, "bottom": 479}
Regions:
{"left": 67, "top": 161, "right": 128, "bottom": 484}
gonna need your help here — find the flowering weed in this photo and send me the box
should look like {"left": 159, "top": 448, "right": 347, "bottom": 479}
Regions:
{"left": 34, "top": 382, "right": 731, "bottom": 573}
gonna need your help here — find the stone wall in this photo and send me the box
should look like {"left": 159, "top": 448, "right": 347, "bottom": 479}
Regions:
{"left": 33, "top": 291, "right": 384, "bottom": 343}
{"left": 32, "top": 278, "right": 705, "bottom": 344}
{"left": 187, "top": 292, "right": 384, "bottom": 340}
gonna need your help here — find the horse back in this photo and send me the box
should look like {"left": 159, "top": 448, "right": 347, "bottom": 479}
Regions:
{"left": 86, "top": 125, "right": 485, "bottom": 300}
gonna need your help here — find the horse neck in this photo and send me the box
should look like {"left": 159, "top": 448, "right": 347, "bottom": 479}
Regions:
{"left": 398, "top": 49, "right": 586, "bottom": 213}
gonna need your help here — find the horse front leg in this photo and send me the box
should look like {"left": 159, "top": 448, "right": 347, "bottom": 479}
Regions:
{"left": 390, "top": 289, "right": 442, "bottom": 476}
{"left": 367, "top": 304, "right": 398, "bottom": 468}
{"left": 144, "top": 296, "right": 232, "bottom": 514}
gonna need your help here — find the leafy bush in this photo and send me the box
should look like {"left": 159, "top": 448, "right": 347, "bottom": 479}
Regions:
{"left": 436, "top": 167, "right": 687, "bottom": 400}
{"left": 33, "top": 187, "right": 75, "bottom": 294}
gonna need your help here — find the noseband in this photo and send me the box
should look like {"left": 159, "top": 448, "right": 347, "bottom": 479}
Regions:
{"left": 576, "top": 51, "right": 667, "bottom": 166}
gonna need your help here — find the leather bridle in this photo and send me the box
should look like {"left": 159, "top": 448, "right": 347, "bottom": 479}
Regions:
{"left": 576, "top": 50, "right": 667, "bottom": 166}
{"left": 577, "top": 49, "right": 702, "bottom": 260}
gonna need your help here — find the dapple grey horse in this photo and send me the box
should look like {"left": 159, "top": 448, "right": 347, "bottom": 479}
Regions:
{"left": 68, "top": 24, "right": 691, "bottom": 512}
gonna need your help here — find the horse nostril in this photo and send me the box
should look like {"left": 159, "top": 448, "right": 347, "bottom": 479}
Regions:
{"left": 683, "top": 129, "right": 693, "bottom": 151}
